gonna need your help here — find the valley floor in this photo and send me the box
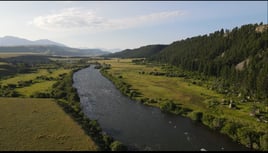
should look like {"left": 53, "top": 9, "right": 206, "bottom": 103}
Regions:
{"left": 0, "top": 97, "right": 98, "bottom": 151}
{"left": 98, "top": 58, "right": 268, "bottom": 151}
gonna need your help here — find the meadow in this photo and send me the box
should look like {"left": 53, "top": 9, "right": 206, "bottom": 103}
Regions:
{"left": 0, "top": 57, "right": 100, "bottom": 150}
{"left": 0, "top": 68, "right": 71, "bottom": 97}
{"left": 99, "top": 58, "right": 268, "bottom": 150}
{"left": 0, "top": 97, "right": 98, "bottom": 151}
{"left": 0, "top": 52, "right": 41, "bottom": 58}
{"left": 0, "top": 56, "right": 124, "bottom": 151}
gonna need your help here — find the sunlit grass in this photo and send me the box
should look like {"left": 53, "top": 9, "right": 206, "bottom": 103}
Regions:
{"left": 0, "top": 69, "right": 49, "bottom": 85}
{"left": 0, "top": 68, "right": 71, "bottom": 85}
{"left": 0, "top": 97, "right": 98, "bottom": 151}
{"left": 16, "top": 81, "right": 56, "bottom": 97}
{"left": 99, "top": 58, "right": 267, "bottom": 131}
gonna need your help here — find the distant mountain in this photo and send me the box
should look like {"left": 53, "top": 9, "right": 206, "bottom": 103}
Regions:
{"left": 0, "top": 45, "right": 110, "bottom": 56}
{"left": 33, "top": 39, "right": 66, "bottom": 47}
{"left": 0, "top": 36, "right": 110, "bottom": 56}
{"left": 0, "top": 36, "right": 66, "bottom": 47}
{"left": 105, "top": 44, "right": 168, "bottom": 58}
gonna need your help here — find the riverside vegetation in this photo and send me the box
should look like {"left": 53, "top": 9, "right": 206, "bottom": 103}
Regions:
{"left": 97, "top": 58, "right": 267, "bottom": 151}
{"left": 102, "top": 23, "right": 268, "bottom": 151}
{"left": 0, "top": 54, "right": 126, "bottom": 151}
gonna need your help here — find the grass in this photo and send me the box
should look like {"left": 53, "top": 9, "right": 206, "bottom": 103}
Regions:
{"left": 99, "top": 59, "right": 267, "bottom": 131}
{"left": 0, "top": 69, "right": 49, "bottom": 85}
{"left": 0, "top": 68, "right": 71, "bottom": 85}
{"left": 47, "top": 69, "right": 70, "bottom": 78}
{"left": 16, "top": 81, "right": 56, "bottom": 97}
{"left": 0, "top": 97, "right": 98, "bottom": 151}
{"left": 0, "top": 62, "right": 8, "bottom": 65}
{"left": 0, "top": 53, "right": 42, "bottom": 58}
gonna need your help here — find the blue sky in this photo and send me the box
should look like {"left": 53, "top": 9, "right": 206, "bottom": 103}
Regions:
{"left": 0, "top": 1, "right": 267, "bottom": 51}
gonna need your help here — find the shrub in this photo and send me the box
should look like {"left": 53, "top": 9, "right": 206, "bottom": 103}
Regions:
{"left": 102, "top": 134, "right": 114, "bottom": 150}
{"left": 221, "top": 121, "right": 242, "bottom": 141}
{"left": 260, "top": 133, "right": 268, "bottom": 151}
{"left": 110, "top": 141, "right": 127, "bottom": 151}
{"left": 190, "top": 111, "right": 203, "bottom": 122}
{"left": 211, "top": 117, "right": 226, "bottom": 130}
{"left": 160, "top": 101, "right": 176, "bottom": 113}
{"left": 237, "top": 127, "right": 260, "bottom": 149}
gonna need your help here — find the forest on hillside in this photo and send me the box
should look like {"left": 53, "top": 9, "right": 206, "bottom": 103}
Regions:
{"left": 148, "top": 23, "right": 268, "bottom": 102}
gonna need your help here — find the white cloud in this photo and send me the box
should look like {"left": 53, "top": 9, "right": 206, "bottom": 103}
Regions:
{"left": 31, "top": 8, "right": 185, "bottom": 32}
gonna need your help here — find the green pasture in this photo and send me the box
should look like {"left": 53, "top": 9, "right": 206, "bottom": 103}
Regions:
{"left": 0, "top": 97, "right": 98, "bottom": 151}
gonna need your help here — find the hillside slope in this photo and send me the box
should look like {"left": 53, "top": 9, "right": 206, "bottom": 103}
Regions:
{"left": 106, "top": 44, "right": 167, "bottom": 58}
{"left": 149, "top": 23, "right": 268, "bottom": 100}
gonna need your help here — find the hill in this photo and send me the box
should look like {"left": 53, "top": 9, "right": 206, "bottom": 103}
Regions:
{"left": 149, "top": 23, "right": 268, "bottom": 100}
{"left": 0, "top": 45, "right": 109, "bottom": 57}
{"left": 0, "top": 36, "right": 66, "bottom": 47}
{"left": 105, "top": 44, "right": 167, "bottom": 58}
{"left": 0, "top": 36, "right": 110, "bottom": 56}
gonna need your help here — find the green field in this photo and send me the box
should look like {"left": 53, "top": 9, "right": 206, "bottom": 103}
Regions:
{"left": 16, "top": 81, "right": 56, "bottom": 97}
{"left": 100, "top": 59, "right": 222, "bottom": 109}
{"left": 0, "top": 58, "right": 122, "bottom": 151}
{"left": 99, "top": 58, "right": 268, "bottom": 150}
{"left": 0, "top": 68, "right": 70, "bottom": 85}
{"left": 100, "top": 59, "right": 267, "bottom": 124}
{"left": 0, "top": 97, "right": 98, "bottom": 151}
{"left": 0, "top": 53, "right": 42, "bottom": 58}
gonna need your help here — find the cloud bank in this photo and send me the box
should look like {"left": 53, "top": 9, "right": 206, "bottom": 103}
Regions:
{"left": 32, "top": 8, "right": 185, "bottom": 32}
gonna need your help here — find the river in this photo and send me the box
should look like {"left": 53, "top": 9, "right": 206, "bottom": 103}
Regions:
{"left": 73, "top": 66, "right": 250, "bottom": 151}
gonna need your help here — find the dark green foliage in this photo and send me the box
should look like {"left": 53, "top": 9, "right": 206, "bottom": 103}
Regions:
{"left": 221, "top": 121, "right": 243, "bottom": 141}
{"left": 149, "top": 23, "right": 268, "bottom": 102}
{"left": 2, "top": 55, "right": 51, "bottom": 65}
{"left": 110, "top": 141, "right": 127, "bottom": 151}
{"left": 159, "top": 100, "right": 192, "bottom": 115}
{"left": 31, "top": 92, "right": 51, "bottom": 98}
{"left": 191, "top": 112, "right": 203, "bottom": 122}
{"left": 260, "top": 133, "right": 268, "bottom": 150}
{"left": 106, "top": 45, "right": 167, "bottom": 58}
{"left": 237, "top": 127, "right": 260, "bottom": 149}
{"left": 160, "top": 101, "right": 176, "bottom": 112}
{"left": 0, "top": 84, "right": 20, "bottom": 97}
{"left": 102, "top": 134, "right": 114, "bottom": 150}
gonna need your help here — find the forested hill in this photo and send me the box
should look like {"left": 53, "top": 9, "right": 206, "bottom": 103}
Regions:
{"left": 105, "top": 44, "right": 168, "bottom": 58}
{"left": 149, "top": 23, "right": 268, "bottom": 100}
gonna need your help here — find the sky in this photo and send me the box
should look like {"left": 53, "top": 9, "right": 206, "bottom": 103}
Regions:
{"left": 0, "top": 1, "right": 267, "bottom": 51}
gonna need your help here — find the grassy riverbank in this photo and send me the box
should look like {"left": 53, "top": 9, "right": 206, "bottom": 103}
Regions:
{"left": 98, "top": 58, "right": 268, "bottom": 151}
{"left": 0, "top": 56, "right": 126, "bottom": 151}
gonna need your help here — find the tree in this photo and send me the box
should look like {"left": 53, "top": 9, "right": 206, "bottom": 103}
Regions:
{"left": 110, "top": 141, "right": 127, "bottom": 151}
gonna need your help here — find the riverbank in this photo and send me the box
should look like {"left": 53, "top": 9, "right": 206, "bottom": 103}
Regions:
{"left": 54, "top": 66, "right": 127, "bottom": 151}
{"left": 98, "top": 58, "right": 268, "bottom": 151}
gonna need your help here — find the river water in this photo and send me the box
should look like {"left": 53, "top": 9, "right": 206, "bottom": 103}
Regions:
{"left": 73, "top": 66, "right": 250, "bottom": 151}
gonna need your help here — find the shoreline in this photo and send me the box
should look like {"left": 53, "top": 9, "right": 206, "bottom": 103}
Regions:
{"left": 98, "top": 61, "right": 267, "bottom": 151}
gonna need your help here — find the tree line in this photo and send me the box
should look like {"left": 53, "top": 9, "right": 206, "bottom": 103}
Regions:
{"left": 149, "top": 23, "right": 268, "bottom": 102}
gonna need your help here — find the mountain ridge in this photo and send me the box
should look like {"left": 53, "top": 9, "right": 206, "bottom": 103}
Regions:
{"left": 0, "top": 36, "right": 66, "bottom": 47}
{"left": 105, "top": 44, "right": 168, "bottom": 58}
{"left": 0, "top": 36, "right": 110, "bottom": 56}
